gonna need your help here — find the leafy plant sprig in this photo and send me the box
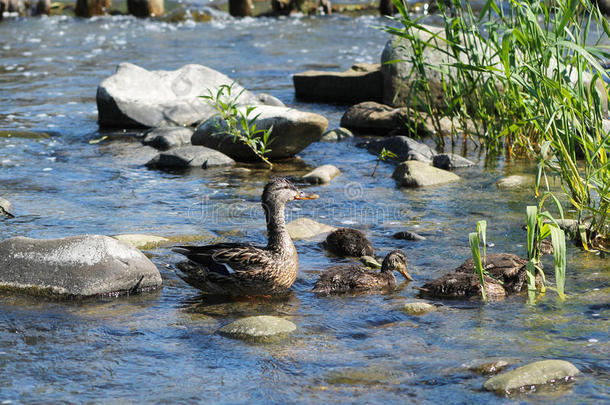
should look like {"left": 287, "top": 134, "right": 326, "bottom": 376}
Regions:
{"left": 371, "top": 147, "right": 399, "bottom": 177}
{"left": 200, "top": 83, "right": 274, "bottom": 169}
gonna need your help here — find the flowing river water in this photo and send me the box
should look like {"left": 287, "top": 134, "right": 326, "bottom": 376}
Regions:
{"left": 0, "top": 4, "right": 609, "bottom": 403}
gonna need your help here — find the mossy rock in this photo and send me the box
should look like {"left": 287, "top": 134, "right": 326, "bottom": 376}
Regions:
{"left": 218, "top": 315, "right": 296, "bottom": 342}
{"left": 483, "top": 359, "right": 580, "bottom": 393}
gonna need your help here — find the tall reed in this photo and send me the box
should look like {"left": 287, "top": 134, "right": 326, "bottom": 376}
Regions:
{"left": 383, "top": 0, "right": 610, "bottom": 249}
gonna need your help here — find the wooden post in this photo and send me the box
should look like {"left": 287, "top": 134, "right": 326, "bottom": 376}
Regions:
{"left": 75, "top": 0, "right": 111, "bottom": 17}
{"left": 127, "top": 0, "right": 164, "bottom": 17}
{"left": 229, "top": 0, "right": 252, "bottom": 17}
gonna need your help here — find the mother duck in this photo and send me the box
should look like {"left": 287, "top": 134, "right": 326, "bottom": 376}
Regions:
{"left": 174, "top": 178, "right": 318, "bottom": 297}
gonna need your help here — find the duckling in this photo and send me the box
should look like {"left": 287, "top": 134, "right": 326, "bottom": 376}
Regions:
{"left": 313, "top": 250, "right": 411, "bottom": 295}
{"left": 324, "top": 228, "right": 374, "bottom": 257}
{"left": 418, "top": 253, "right": 536, "bottom": 301}
{"left": 174, "top": 178, "right": 318, "bottom": 297}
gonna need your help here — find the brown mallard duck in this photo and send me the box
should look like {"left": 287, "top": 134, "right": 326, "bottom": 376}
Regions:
{"left": 312, "top": 250, "right": 411, "bottom": 295}
{"left": 174, "top": 178, "right": 318, "bottom": 297}
{"left": 324, "top": 228, "right": 374, "bottom": 257}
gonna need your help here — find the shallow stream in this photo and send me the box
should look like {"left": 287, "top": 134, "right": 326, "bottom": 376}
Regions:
{"left": 0, "top": 5, "right": 608, "bottom": 403}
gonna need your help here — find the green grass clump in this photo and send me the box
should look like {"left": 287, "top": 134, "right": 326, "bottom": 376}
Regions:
{"left": 383, "top": 0, "right": 610, "bottom": 250}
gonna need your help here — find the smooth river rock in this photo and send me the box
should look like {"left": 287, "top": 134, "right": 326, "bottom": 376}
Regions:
{"left": 142, "top": 127, "right": 193, "bottom": 151}
{"left": 286, "top": 218, "right": 336, "bottom": 240}
{"left": 302, "top": 164, "right": 341, "bottom": 184}
{"left": 432, "top": 153, "right": 475, "bottom": 170}
{"left": 293, "top": 63, "right": 382, "bottom": 104}
{"left": 218, "top": 315, "right": 296, "bottom": 342}
{"left": 393, "top": 230, "right": 426, "bottom": 241}
{"left": 192, "top": 105, "right": 327, "bottom": 161}
{"left": 340, "top": 101, "right": 428, "bottom": 135}
{"left": 363, "top": 135, "right": 436, "bottom": 162}
{"left": 320, "top": 127, "right": 353, "bottom": 142}
{"left": 0, "top": 235, "right": 162, "bottom": 297}
{"left": 392, "top": 161, "right": 460, "bottom": 187}
{"left": 97, "top": 63, "right": 268, "bottom": 128}
{"left": 483, "top": 360, "right": 580, "bottom": 393}
{"left": 146, "top": 145, "right": 235, "bottom": 169}
{"left": 496, "top": 174, "right": 534, "bottom": 189}
{"left": 111, "top": 234, "right": 170, "bottom": 250}
{"left": 402, "top": 301, "right": 437, "bottom": 315}
{"left": 0, "top": 197, "right": 14, "bottom": 218}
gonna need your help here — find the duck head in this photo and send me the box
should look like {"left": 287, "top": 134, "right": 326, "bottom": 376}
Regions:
{"left": 381, "top": 250, "right": 412, "bottom": 281}
{"left": 262, "top": 177, "right": 318, "bottom": 206}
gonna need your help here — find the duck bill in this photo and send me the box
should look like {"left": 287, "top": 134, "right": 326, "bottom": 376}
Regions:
{"left": 295, "top": 192, "right": 319, "bottom": 200}
{"left": 399, "top": 269, "right": 413, "bottom": 281}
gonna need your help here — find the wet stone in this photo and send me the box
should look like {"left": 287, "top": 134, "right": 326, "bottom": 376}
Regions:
{"left": 496, "top": 175, "right": 534, "bottom": 189}
{"left": 432, "top": 153, "right": 475, "bottom": 170}
{"left": 286, "top": 218, "right": 336, "bottom": 240}
{"left": 218, "top": 315, "right": 296, "bottom": 342}
{"left": 483, "top": 360, "right": 580, "bottom": 393}
{"left": 393, "top": 230, "right": 425, "bottom": 241}
{"left": 470, "top": 360, "right": 511, "bottom": 376}
{"left": 402, "top": 302, "right": 437, "bottom": 315}
{"left": 146, "top": 145, "right": 234, "bottom": 169}
{"left": 320, "top": 127, "right": 353, "bottom": 142}
{"left": 142, "top": 127, "right": 193, "bottom": 151}
{"left": 392, "top": 161, "right": 460, "bottom": 188}
{"left": 111, "top": 234, "right": 170, "bottom": 250}
{"left": 302, "top": 164, "right": 341, "bottom": 184}
{"left": 363, "top": 135, "right": 436, "bottom": 162}
{"left": 0, "top": 235, "right": 162, "bottom": 297}
{"left": 0, "top": 197, "right": 14, "bottom": 218}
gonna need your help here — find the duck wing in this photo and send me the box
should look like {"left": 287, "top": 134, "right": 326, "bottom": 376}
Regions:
{"left": 173, "top": 243, "right": 273, "bottom": 277}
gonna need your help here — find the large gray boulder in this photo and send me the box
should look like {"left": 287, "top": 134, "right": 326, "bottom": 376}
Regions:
{"left": 483, "top": 360, "right": 580, "bottom": 393}
{"left": 392, "top": 161, "right": 460, "bottom": 187}
{"left": 146, "top": 145, "right": 235, "bottom": 169}
{"left": 97, "top": 63, "right": 268, "bottom": 128}
{"left": 362, "top": 136, "right": 436, "bottom": 162}
{"left": 191, "top": 105, "right": 327, "bottom": 161}
{"left": 0, "top": 235, "right": 162, "bottom": 297}
{"left": 293, "top": 63, "right": 382, "bottom": 104}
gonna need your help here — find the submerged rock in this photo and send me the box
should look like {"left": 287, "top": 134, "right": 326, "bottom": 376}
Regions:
{"left": 470, "top": 360, "right": 511, "bottom": 376}
{"left": 111, "top": 234, "right": 170, "bottom": 250}
{"left": 496, "top": 174, "right": 534, "bottom": 189}
{"left": 362, "top": 135, "right": 436, "bottom": 162}
{"left": 192, "top": 105, "right": 327, "bottom": 161}
{"left": 146, "top": 145, "right": 235, "bottom": 169}
{"left": 97, "top": 63, "right": 270, "bottom": 128}
{"left": 0, "top": 197, "right": 14, "bottom": 218}
{"left": 432, "top": 153, "right": 475, "bottom": 170}
{"left": 392, "top": 161, "right": 460, "bottom": 187}
{"left": 142, "top": 127, "right": 193, "bottom": 151}
{"left": 286, "top": 218, "right": 336, "bottom": 240}
{"left": 393, "top": 230, "right": 426, "bottom": 241}
{"left": 0, "top": 235, "right": 162, "bottom": 297}
{"left": 483, "top": 360, "right": 580, "bottom": 393}
{"left": 402, "top": 301, "right": 437, "bottom": 315}
{"left": 302, "top": 164, "right": 341, "bottom": 184}
{"left": 321, "top": 127, "right": 353, "bottom": 142}
{"left": 218, "top": 315, "right": 296, "bottom": 342}
{"left": 293, "top": 63, "right": 382, "bottom": 104}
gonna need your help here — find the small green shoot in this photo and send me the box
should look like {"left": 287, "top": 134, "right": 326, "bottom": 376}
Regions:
{"left": 200, "top": 83, "right": 274, "bottom": 169}
{"left": 371, "top": 147, "right": 398, "bottom": 177}
{"left": 469, "top": 220, "right": 488, "bottom": 301}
